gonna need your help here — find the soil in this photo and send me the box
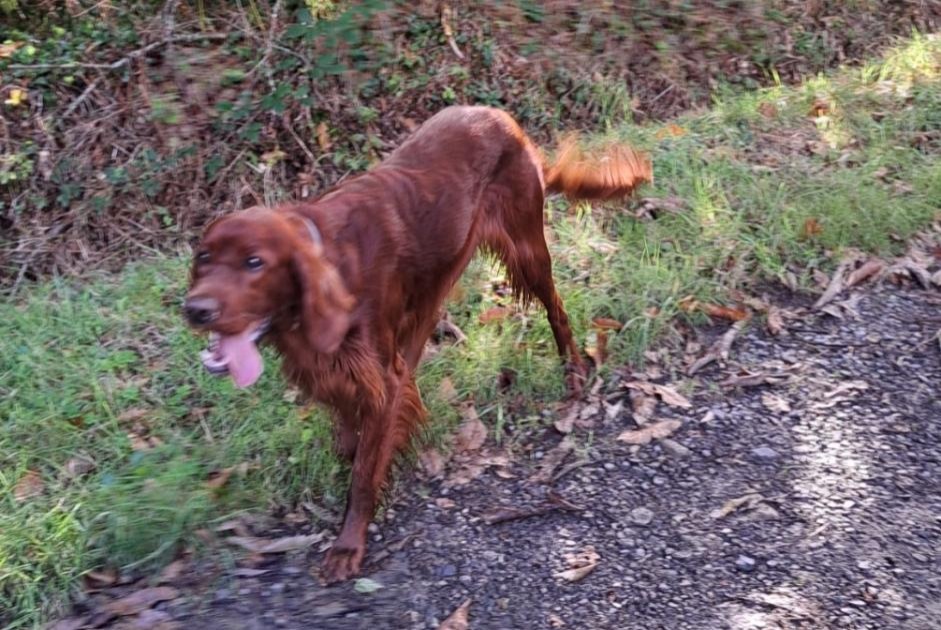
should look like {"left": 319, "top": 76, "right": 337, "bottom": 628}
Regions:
{"left": 59, "top": 283, "right": 941, "bottom": 630}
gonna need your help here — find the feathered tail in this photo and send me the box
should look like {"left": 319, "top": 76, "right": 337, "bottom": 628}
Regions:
{"left": 543, "top": 134, "right": 653, "bottom": 202}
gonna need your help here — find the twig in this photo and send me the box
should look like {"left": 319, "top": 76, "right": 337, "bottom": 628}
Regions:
{"left": 688, "top": 319, "right": 748, "bottom": 375}
{"left": 282, "top": 114, "right": 316, "bottom": 165}
{"left": 10, "top": 33, "right": 231, "bottom": 71}
{"left": 440, "top": 4, "right": 465, "bottom": 60}
{"left": 59, "top": 77, "right": 102, "bottom": 122}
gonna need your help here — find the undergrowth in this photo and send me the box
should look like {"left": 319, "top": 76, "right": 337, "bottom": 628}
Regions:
{"left": 1, "top": 34, "right": 940, "bottom": 628}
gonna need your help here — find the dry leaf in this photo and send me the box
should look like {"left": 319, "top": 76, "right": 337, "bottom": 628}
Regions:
{"left": 226, "top": 533, "right": 325, "bottom": 554}
{"left": 419, "top": 448, "right": 446, "bottom": 478}
{"left": 655, "top": 123, "right": 687, "bottom": 139}
{"left": 801, "top": 217, "right": 824, "bottom": 239}
{"left": 757, "top": 102, "right": 778, "bottom": 118}
{"left": 554, "top": 546, "right": 600, "bottom": 582}
{"left": 710, "top": 493, "right": 766, "bottom": 519}
{"left": 100, "top": 586, "right": 179, "bottom": 618}
{"left": 702, "top": 304, "right": 750, "bottom": 322}
{"left": 585, "top": 329, "right": 608, "bottom": 369}
{"left": 687, "top": 319, "right": 747, "bottom": 375}
{"left": 553, "top": 402, "right": 580, "bottom": 434}
{"left": 435, "top": 497, "right": 456, "bottom": 509}
{"left": 13, "top": 470, "right": 44, "bottom": 502}
{"left": 438, "top": 376, "right": 459, "bottom": 402}
{"left": 766, "top": 306, "right": 786, "bottom": 336}
{"left": 316, "top": 121, "right": 331, "bottom": 151}
{"left": 814, "top": 255, "right": 861, "bottom": 310}
{"left": 158, "top": 560, "right": 186, "bottom": 584}
{"left": 64, "top": 455, "right": 96, "bottom": 479}
{"left": 233, "top": 568, "right": 269, "bottom": 577}
{"left": 625, "top": 382, "right": 691, "bottom": 409}
{"left": 629, "top": 390, "right": 657, "bottom": 424}
{"left": 478, "top": 306, "right": 512, "bottom": 324}
{"left": 453, "top": 405, "right": 486, "bottom": 453}
{"left": 438, "top": 598, "right": 471, "bottom": 630}
{"left": 206, "top": 467, "right": 236, "bottom": 491}
{"left": 591, "top": 317, "right": 623, "bottom": 331}
{"left": 528, "top": 437, "right": 574, "bottom": 484}
{"left": 761, "top": 393, "right": 791, "bottom": 413}
{"left": 84, "top": 568, "right": 118, "bottom": 590}
{"left": 616, "top": 419, "right": 682, "bottom": 445}
{"left": 118, "top": 407, "right": 149, "bottom": 423}
{"left": 846, "top": 259, "right": 885, "bottom": 287}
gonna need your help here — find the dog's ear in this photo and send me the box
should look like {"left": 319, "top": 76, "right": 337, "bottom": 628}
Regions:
{"left": 292, "top": 246, "right": 354, "bottom": 354}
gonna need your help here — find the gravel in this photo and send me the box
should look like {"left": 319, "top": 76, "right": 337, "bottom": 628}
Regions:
{"left": 72, "top": 286, "right": 941, "bottom": 629}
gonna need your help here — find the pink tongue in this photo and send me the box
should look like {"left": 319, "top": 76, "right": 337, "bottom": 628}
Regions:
{"left": 218, "top": 328, "right": 264, "bottom": 388}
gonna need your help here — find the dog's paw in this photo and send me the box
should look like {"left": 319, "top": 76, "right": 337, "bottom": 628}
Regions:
{"left": 320, "top": 541, "right": 365, "bottom": 585}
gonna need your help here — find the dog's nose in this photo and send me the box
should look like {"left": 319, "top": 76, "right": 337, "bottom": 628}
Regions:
{"left": 183, "top": 296, "right": 220, "bottom": 326}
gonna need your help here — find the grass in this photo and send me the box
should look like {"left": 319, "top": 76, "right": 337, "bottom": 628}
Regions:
{"left": 2, "top": 33, "right": 940, "bottom": 628}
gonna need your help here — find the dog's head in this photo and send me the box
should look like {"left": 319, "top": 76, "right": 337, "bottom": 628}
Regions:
{"left": 184, "top": 207, "right": 354, "bottom": 387}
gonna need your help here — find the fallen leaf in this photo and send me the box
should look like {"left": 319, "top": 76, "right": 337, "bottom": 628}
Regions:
{"left": 553, "top": 402, "right": 580, "bottom": 434}
{"left": 757, "top": 101, "right": 778, "bottom": 118}
{"left": 687, "top": 319, "right": 747, "bottom": 375}
{"left": 48, "top": 616, "right": 89, "bottom": 630}
{"left": 766, "top": 306, "right": 786, "bottom": 336}
{"left": 226, "top": 533, "right": 325, "bottom": 554}
{"left": 233, "top": 567, "right": 270, "bottom": 577}
{"left": 206, "top": 467, "right": 236, "bottom": 491}
{"left": 710, "top": 493, "right": 766, "bottom": 519}
{"left": 453, "top": 405, "right": 486, "bottom": 453}
{"left": 625, "top": 381, "right": 692, "bottom": 409}
{"left": 761, "top": 393, "right": 791, "bottom": 413}
{"left": 419, "top": 448, "right": 446, "bottom": 478}
{"left": 438, "top": 598, "right": 471, "bottom": 630}
{"left": 809, "top": 97, "right": 830, "bottom": 117}
{"left": 435, "top": 497, "right": 456, "bottom": 509}
{"left": 437, "top": 376, "right": 459, "bottom": 402}
{"left": 591, "top": 317, "right": 623, "bottom": 331}
{"left": 353, "top": 577, "right": 384, "bottom": 594}
{"left": 13, "top": 470, "right": 44, "bottom": 502}
{"left": 4, "top": 88, "right": 27, "bottom": 107}
{"left": 84, "top": 568, "right": 118, "bottom": 590}
{"left": 127, "top": 431, "right": 164, "bottom": 451}
{"left": 702, "top": 303, "right": 750, "bottom": 322}
{"left": 528, "top": 436, "right": 575, "bottom": 484}
{"left": 118, "top": 407, "right": 149, "bottom": 423}
{"left": 655, "top": 123, "right": 687, "bottom": 139}
{"left": 63, "top": 455, "right": 97, "bottom": 479}
{"left": 554, "top": 546, "right": 600, "bottom": 582}
{"left": 616, "top": 419, "right": 682, "bottom": 445}
{"left": 100, "top": 586, "right": 179, "bottom": 618}
{"left": 214, "top": 518, "right": 251, "bottom": 537}
{"left": 846, "top": 259, "right": 885, "bottom": 287}
{"left": 813, "top": 255, "right": 861, "bottom": 310}
{"left": 651, "top": 383, "right": 692, "bottom": 409}
{"left": 158, "top": 560, "right": 186, "bottom": 584}
{"left": 801, "top": 217, "right": 823, "bottom": 239}
{"left": 478, "top": 306, "right": 512, "bottom": 324}
{"left": 628, "top": 389, "right": 657, "bottom": 424}
{"left": 0, "top": 41, "right": 23, "bottom": 58}
{"left": 585, "top": 329, "right": 608, "bottom": 369}
{"left": 677, "top": 295, "right": 699, "bottom": 312}
{"left": 316, "top": 121, "right": 331, "bottom": 151}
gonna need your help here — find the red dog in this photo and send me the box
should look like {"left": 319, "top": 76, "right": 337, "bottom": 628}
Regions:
{"left": 184, "top": 106, "right": 651, "bottom": 582}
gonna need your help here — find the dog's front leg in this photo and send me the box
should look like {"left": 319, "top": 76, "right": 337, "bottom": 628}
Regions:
{"left": 321, "top": 367, "right": 405, "bottom": 584}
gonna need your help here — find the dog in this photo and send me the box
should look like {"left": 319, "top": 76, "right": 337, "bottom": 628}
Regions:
{"left": 183, "top": 105, "right": 651, "bottom": 582}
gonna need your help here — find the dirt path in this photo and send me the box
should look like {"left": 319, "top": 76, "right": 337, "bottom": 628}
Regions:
{"left": 62, "top": 285, "right": 941, "bottom": 630}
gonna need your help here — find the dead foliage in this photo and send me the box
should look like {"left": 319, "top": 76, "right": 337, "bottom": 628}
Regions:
{"left": 3, "top": 2, "right": 939, "bottom": 289}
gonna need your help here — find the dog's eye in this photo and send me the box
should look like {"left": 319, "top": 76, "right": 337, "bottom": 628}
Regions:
{"left": 196, "top": 251, "right": 210, "bottom": 264}
{"left": 245, "top": 256, "right": 264, "bottom": 270}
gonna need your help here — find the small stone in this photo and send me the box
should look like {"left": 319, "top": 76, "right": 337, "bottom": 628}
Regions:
{"left": 604, "top": 462, "right": 617, "bottom": 471}
{"left": 661, "top": 438, "right": 691, "bottom": 458}
{"left": 751, "top": 446, "right": 781, "bottom": 462}
{"left": 274, "top": 618, "right": 288, "bottom": 627}
{"left": 283, "top": 566, "right": 302, "bottom": 575}
{"left": 735, "top": 555, "right": 757, "bottom": 572}
{"left": 437, "top": 564, "right": 457, "bottom": 577}
{"left": 630, "top": 507, "right": 654, "bottom": 526}
{"left": 270, "top": 582, "right": 285, "bottom": 593}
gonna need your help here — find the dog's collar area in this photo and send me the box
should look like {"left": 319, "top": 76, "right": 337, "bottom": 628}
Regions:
{"left": 301, "top": 216, "right": 322, "bottom": 249}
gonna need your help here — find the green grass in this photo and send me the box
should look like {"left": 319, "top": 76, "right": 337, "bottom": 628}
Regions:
{"left": 2, "top": 33, "right": 940, "bottom": 628}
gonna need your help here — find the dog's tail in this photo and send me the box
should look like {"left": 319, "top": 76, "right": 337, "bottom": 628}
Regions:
{"left": 543, "top": 134, "right": 652, "bottom": 202}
